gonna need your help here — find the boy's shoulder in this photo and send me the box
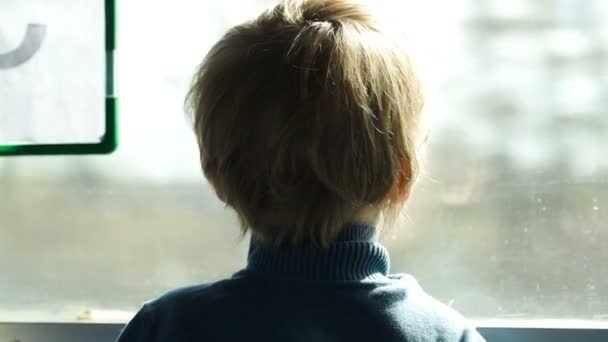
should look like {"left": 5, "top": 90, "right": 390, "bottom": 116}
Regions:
{"left": 116, "top": 278, "right": 245, "bottom": 342}
{"left": 144, "top": 271, "right": 249, "bottom": 313}
{"left": 384, "top": 273, "right": 485, "bottom": 341}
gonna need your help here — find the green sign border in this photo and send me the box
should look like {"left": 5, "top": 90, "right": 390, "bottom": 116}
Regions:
{"left": 0, "top": 0, "right": 118, "bottom": 156}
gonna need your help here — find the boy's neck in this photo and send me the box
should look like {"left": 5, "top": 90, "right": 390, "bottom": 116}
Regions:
{"left": 245, "top": 222, "right": 389, "bottom": 282}
{"left": 351, "top": 206, "right": 382, "bottom": 226}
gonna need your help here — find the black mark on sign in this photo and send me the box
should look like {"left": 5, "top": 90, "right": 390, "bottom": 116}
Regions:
{"left": 0, "top": 23, "right": 46, "bottom": 69}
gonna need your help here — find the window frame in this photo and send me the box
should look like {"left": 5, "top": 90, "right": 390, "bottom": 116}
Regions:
{"left": 2, "top": 2, "right": 606, "bottom": 340}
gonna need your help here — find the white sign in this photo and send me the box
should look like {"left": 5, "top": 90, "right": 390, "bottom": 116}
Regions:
{"left": 0, "top": 0, "right": 105, "bottom": 144}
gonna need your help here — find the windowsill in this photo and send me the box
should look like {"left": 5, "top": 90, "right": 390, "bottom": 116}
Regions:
{"left": 475, "top": 319, "right": 608, "bottom": 330}
{"left": 1, "top": 320, "right": 608, "bottom": 342}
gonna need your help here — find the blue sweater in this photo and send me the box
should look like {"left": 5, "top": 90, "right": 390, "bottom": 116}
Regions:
{"left": 117, "top": 224, "right": 485, "bottom": 342}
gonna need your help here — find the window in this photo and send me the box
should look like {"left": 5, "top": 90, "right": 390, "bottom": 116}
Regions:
{"left": 2, "top": 0, "right": 607, "bottom": 326}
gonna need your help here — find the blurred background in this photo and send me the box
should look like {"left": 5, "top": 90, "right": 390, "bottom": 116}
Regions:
{"left": 1, "top": 0, "right": 607, "bottom": 322}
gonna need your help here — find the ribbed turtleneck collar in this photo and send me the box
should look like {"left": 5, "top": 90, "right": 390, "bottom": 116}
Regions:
{"left": 245, "top": 223, "right": 390, "bottom": 282}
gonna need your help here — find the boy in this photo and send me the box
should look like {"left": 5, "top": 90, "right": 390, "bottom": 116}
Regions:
{"left": 118, "top": 0, "right": 485, "bottom": 341}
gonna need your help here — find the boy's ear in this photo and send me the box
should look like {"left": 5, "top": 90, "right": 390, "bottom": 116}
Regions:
{"left": 395, "top": 159, "right": 413, "bottom": 204}
{"left": 397, "top": 185, "right": 411, "bottom": 203}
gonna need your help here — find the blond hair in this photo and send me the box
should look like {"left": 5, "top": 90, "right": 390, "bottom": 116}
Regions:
{"left": 186, "top": 0, "right": 425, "bottom": 246}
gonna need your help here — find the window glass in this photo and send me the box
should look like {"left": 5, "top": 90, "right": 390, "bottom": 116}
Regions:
{"left": 1, "top": 0, "right": 607, "bottom": 322}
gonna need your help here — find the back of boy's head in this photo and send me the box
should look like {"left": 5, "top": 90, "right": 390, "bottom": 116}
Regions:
{"left": 187, "top": 0, "right": 425, "bottom": 247}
